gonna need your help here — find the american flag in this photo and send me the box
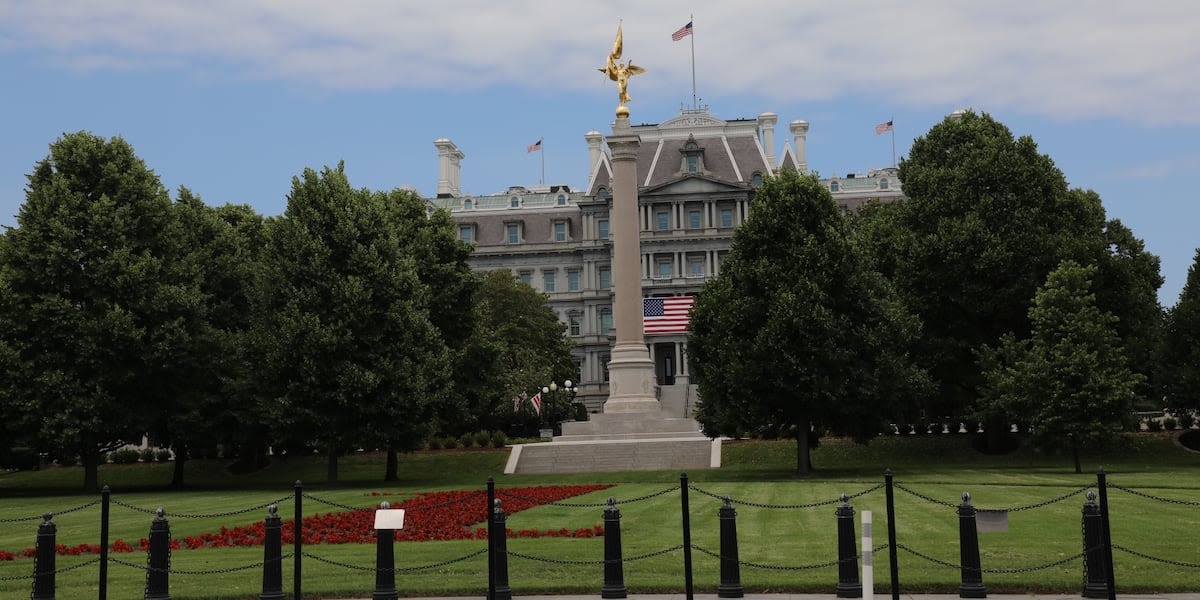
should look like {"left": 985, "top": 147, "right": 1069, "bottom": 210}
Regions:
{"left": 529, "top": 392, "right": 542, "bottom": 416}
{"left": 875, "top": 120, "right": 893, "bottom": 135}
{"left": 671, "top": 21, "right": 693, "bottom": 41}
{"left": 527, "top": 138, "right": 542, "bottom": 153}
{"left": 643, "top": 296, "right": 694, "bottom": 334}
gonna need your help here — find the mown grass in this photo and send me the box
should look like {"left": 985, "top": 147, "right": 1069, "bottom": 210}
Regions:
{"left": 1, "top": 432, "right": 1198, "bottom": 599}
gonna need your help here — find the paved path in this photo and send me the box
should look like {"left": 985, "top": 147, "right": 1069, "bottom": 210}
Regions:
{"left": 336, "top": 594, "right": 1200, "bottom": 600}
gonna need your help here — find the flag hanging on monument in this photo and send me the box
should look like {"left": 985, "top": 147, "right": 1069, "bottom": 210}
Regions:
{"left": 643, "top": 296, "right": 695, "bottom": 334}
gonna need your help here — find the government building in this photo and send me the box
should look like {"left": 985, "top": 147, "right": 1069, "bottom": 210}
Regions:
{"left": 425, "top": 107, "right": 904, "bottom": 414}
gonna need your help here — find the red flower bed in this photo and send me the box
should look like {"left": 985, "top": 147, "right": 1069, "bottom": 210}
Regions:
{"left": 0, "top": 485, "right": 609, "bottom": 560}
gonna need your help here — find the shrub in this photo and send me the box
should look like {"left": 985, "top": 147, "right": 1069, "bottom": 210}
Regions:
{"left": 139, "top": 448, "right": 157, "bottom": 462}
{"left": 155, "top": 449, "right": 173, "bottom": 462}
{"left": 490, "top": 430, "right": 508, "bottom": 448}
{"left": 442, "top": 436, "right": 460, "bottom": 450}
{"left": 1163, "top": 417, "right": 1178, "bottom": 430}
{"left": 110, "top": 449, "right": 141, "bottom": 464}
{"left": 458, "top": 433, "right": 476, "bottom": 448}
{"left": 1180, "top": 412, "right": 1196, "bottom": 429}
{"left": 1146, "top": 419, "right": 1163, "bottom": 432}
{"left": 426, "top": 437, "right": 443, "bottom": 450}
{"left": 474, "top": 431, "right": 491, "bottom": 448}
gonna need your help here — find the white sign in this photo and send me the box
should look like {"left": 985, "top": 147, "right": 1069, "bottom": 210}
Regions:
{"left": 373, "top": 509, "right": 406, "bottom": 530}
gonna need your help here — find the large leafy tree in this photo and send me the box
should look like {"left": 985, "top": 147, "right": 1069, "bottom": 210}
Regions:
{"left": 252, "top": 164, "right": 450, "bottom": 484}
{"left": 455, "top": 269, "right": 578, "bottom": 435}
{"left": 1161, "top": 248, "right": 1200, "bottom": 410}
{"left": 688, "top": 171, "right": 928, "bottom": 474}
{"left": 0, "top": 132, "right": 181, "bottom": 490}
{"left": 979, "top": 261, "right": 1139, "bottom": 473}
{"left": 856, "top": 111, "right": 1161, "bottom": 433}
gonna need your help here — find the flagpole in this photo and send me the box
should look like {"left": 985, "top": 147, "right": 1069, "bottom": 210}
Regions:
{"left": 890, "top": 117, "right": 896, "bottom": 168}
{"left": 689, "top": 14, "right": 697, "bottom": 110}
{"left": 541, "top": 138, "right": 545, "bottom": 185}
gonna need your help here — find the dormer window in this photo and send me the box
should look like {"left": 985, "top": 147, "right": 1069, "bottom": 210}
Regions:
{"left": 879, "top": 178, "right": 889, "bottom": 190}
{"left": 510, "top": 196, "right": 520, "bottom": 208}
{"left": 680, "top": 134, "right": 705, "bottom": 174}
{"left": 557, "top": 194, "right": 567, "bottom": 206}
{"left": 598, "top": 187, "right": 610, "bottom": 201}
{"left": 830, "top": 180, "right": 840, "bottom": 192}
{"left": 752, "top": 172, "right": 763, "bottom": 187}
{"left": 463, "top": 199, "right": 473, "bottom": 210}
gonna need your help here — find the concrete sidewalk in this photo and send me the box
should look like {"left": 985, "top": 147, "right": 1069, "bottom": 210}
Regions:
{"left": 337, "top": 594, "right": 1200, "bottom": 600}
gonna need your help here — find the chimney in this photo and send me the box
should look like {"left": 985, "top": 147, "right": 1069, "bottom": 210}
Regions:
{"left": 584, "top": 130, "right": 604, "bottom": 191}
{"left": 433, "top": 138, "right": 463, "bottom": 198}
{"left": 788, "top": 120, "right": 809, "bottom": 175}
{"left": 758, "top": 112, "right": 778, "bottom": 171}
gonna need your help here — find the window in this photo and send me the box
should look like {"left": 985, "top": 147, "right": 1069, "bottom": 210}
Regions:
{"left": 510, "top": 197, "right": 520, "bottom": 208}
{"left": 557, "top": 194, "right": 567, "bottom": 206}
{"left": 655, "top": 210, "right": 669, "bottom": 231}
{"left": 597, "top": 219, "right": 610, "bottom": 239}
{"left": 543, "top": 270, "right": 556, "bottom": 293}
{"left": 554, "top": 221, "right": 567, "bottom": 242}
{"left": 688, "top": 209, "right": 702, "bottom": 229}
{"left": 598, "top": 266, "right": 612, "bottom": 289}
{"left": 518, "top": 271, "right": 532, "bottom": 285}
{"left": 567, "top": 269, "right": 581, "bottom": 292}
{"left": 656, "top": 259, "right": 672, "bottom": 280}
{"left": 463, "top": 199, "right": 473, "bottom": 210}
{"left": 598, "top": 187, "right": 610, "bottom": 201}
{"left": 458, "top": 224, "right": 474, "bottom": 243}
{"left": 687, "top": 256, "right": 705, "bottom": 278}
{"left": 879, "top": 178, "right": 889, "bottom": 190}
{"left": 569, "top": 313, "right": 581, "bottom": 336}
{"left": 752, "top": 172, "right": 763, "bottom": 187}
{"left": 599, "top": 308, "right": 613, "bottom": 333}
{"left": 830, "top": 181, "right": 839, "bottom": 192}
{"left": 505, "top": 223, "right": 520, "bottom": 244}
{"left": 600, "top": 354, "right": 610, "bottom": 382}
{"left": 720, "top": 208, "right": 734, "bottom": 228}
{"left": 686, "top": 155, "right": 699, "bottom": 173}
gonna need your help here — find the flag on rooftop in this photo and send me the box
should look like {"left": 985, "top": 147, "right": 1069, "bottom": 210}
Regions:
{"left": 875, "top": 120, "right": 894, "bottom": 135}
{"left": 672, "top": 21, "right": 693, "bottom": 41}
{"left": 527, "top": 138, "right": 542, "bottom": 153}
{"left": 643, "top": 296, "right": 694, "bottom": 335}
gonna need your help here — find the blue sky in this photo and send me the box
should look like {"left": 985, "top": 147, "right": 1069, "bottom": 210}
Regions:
{"left": 2, "top": 1, "right": 1198, "bottom": 305}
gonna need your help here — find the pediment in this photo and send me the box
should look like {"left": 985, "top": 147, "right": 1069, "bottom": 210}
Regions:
{"left": 641, "top": 174, "right": 748, "bottom": 197}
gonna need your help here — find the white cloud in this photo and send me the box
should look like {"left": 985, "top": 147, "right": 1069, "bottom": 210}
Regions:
{"left": 1117, "top": 156, "right": 1200, "bottom": 179}
{"left": 3, "top": 0, "right": 1199, "bottom": 124}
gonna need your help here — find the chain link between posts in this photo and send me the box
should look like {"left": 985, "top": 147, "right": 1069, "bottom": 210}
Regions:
{"left": 497, "top": 486, "right": 677, "bottom": 508}
{"left": 1108, "top": 484, "right": 1200, "bottom": 506}
{"left": 893, "top": 483, "right": 1089, "bottom": 512}
{"left": 505, "top": 545, "right": 684, "bottom": 566}
{"left": 691, "top": 543, "right": 890, "bottom": 571}
{"left": 110, "top": 552, "right": 295, "bottom": 575}
{"left": 302, "top": 548, "right": 487, "bottom": 573}
{"left": 0, "top": 557, "right": 102, "bottom": 581}
{"left": 895, "top": 542, "right": 1086, "bottom": 573}
{"left": 110, "top": 496, "right": 293, "bottom": 518}
{"left": 690, "top": 483, "right": 883, "bottom": 509}
{"left": 0, "top": 499, "right": 102, "bottom": 523}
{"left": 1114, "top": 544, "right": 1200, "bottom": 569}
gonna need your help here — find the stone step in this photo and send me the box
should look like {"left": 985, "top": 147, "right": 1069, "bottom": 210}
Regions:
{"left": 560, "top": 414, "right": 703, "bottom": 437}
{"left": 554, "top": 430, "right": 707, "bottom": 442}
{"left": 506, "top": 438, "right": 720, "bottom": 474}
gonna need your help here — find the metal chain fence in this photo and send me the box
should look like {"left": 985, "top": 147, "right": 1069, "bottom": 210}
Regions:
{"left": 497, "top": 485, "right": 677, "bottom": 508}
{"left": 893, "top": 483, "right": 1089, "bottom": 512}
{"left": 0, "top": 499, "right": 101, "bottom": 523}
{"left": 505, "top": 544, "right": 684, "bottom": 566}
{"left": 895, "top": 542, "right": 1086, "bottom": 573}
{"left": 690, "top": 483, "right": 883, "bottom": 509}
{"left": 1113, "top": 544, "right": 1200, "bottom": 569}
{"left": 1109, "top": 484, "right": 1200, "bottom": 506}
{"left": 302, "top": 548, "right": 487, "bottom": 573}
{"left": 110, "top": 496, "right": 293, "bottom": 518}
{"left": 109, "top": 553, "right": 294, "bottom": 576}
{"left": 0, "top": 557, "right": 101, "bottom": 581}
{"left": 691, "top": 543, "right": 891, "bottom": 571}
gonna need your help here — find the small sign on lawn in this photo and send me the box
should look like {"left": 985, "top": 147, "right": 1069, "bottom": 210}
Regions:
{"left": 976, "top": 509, "right": 1008, "bottom": 532}
{"left": 374, "top": 508, "right": 406, "bottom": 530}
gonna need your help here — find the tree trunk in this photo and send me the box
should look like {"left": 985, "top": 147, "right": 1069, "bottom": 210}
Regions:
{"left": 795, "top": 423, "right": 812, "bottom": 475}
{"left": 384, "top": 449, "right": 399, "bottom": 482}
{"left": 985, "top": 414, "right": 1008, "bottom": 453}
{"left": 170, "top": 447, "right": 187, "bottom": 489}
{"left": 1072, "top": 439, "right": 1082, "bottom": 474}
{"left": 326, "top": 449, "right": 339, "bottom": 485}
{"left": 82, "top": 449, "right": 100, "bottom": 493}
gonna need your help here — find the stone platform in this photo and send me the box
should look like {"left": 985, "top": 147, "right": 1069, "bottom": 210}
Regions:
{"left": 504, "top": 412, "right": 719, "bottom": 474}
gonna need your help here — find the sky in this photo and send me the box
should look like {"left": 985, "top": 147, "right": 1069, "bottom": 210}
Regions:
{"left": 1, "top": 1, "right": 1197, "bottom": 305}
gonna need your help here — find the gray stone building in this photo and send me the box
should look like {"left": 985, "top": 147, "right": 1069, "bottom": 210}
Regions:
{"left": 425, "top": 108, "right": 904, "bottom": 414}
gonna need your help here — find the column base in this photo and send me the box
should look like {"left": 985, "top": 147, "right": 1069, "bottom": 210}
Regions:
{"left": 605, "top": 342, "right": 660, "bottom": 413}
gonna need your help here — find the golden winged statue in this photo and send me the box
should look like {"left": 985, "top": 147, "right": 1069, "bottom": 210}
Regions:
{"left": 598, "top": 22, "right": 646, "bottom": 116}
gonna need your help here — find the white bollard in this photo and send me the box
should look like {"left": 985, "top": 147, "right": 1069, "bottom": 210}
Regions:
{"left": 862, "top": 510, "right": 873, "bottom": 600}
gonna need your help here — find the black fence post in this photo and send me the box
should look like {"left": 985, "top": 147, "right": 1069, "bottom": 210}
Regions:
{"left": 957, "top": 492, "right": 986, "bottom": 598}
{"left": 145, "top": 508, "right": 171, "bottom": 600}
{"left": 885, "top": 469, "right": 900, "bottom": 600}
{"left": 487, "top": 477, "right": 495, "bottom": 600}
{"left": 1096, "top": 469, "right": 1117, "bottom": 600}
{"left": 1082, "top": 491, "right": 1108, "bottom": 599}
{"left": 260, "top": 504, "right": 284, "bottom": 600}
{"left": 601, "top": 497, "right": 626, "bottom": 599}
{"left": 372, "top": 501, "right": 398, "bottom": 600}
{"left": 836, "top": 494, "right": 862, "bottom": 598}
{"left": 491, "top": 499, "right": 512, "bottom": 600}
{"left": 717, "top": 496, "right": 743, "bottom": 598}
{"left": 294, "top": 480, "right": 302, "bottom": 600}
{"left": 100, "top": 485, "right": 110, "bottom": 600}
{"left": 32, "top": 512, "right": 55, "bottom": 600}
{"left": 680, "top": 473, "right": 694, "bottom": 600}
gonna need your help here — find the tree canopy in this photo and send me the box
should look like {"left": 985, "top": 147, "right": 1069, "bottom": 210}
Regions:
{"left": 688, "top": 170, "right": 928, "bottom": 474}
{"left": 978, "top": 260, "right": 1139, "bottom": 473}
{"left": 1162, "top": 248, "right": 1200, "bottom": 409}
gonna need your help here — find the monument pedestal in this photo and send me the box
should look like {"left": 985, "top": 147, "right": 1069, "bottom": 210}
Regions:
{"left": 604, "top": 341, "right": 660, "bottom": 413}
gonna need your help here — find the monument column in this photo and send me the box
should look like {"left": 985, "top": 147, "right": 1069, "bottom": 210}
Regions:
{"left": 604, "top": 117, "right": 660, "bottom": 413}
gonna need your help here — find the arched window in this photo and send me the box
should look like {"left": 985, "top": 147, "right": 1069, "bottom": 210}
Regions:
{"left": 879, "top": 178, "right": 889, "bottom": 190}
{"left": 751, "top": 172, "right": 763, "bottom": 187}
{"left": 830, "top": 180, "right": 840, "bottom": 192}
{"left": 557, "top": 194, "right": 567, "bottom": 206}
{"left": 598, "top": 187, "right": 610, "bottom": 200}
{"left": 510, "top": 197, "right": 520, "bottom": 208}
{"left": 463, "top": 199, "right": 473, "bottom": 210}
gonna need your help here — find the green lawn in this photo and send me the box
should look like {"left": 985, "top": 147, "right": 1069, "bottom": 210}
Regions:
{"left": 2, "top": 433, "right": 1198, "bottom": 599}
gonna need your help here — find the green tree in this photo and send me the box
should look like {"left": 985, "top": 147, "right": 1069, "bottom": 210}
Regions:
{"left": 857, "top": 111, "right": 1160, "bottom": 435}
{"left": 0, "top": 132, "right": 179, "bottom": 490}
{"left": 979, "top": 260, "right": 1139, "bottom": 473}
{"left": 456, "top": 269, "right": 578, "bottom": 436}
{"left": 688, "top": 171, "right": 928, "bottom": 474}
{"left": 1162, "top": 248, "right": 1200, "bottom": 410}
{"left": 252, "top": 164, "right": 450, "bottom": 484}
